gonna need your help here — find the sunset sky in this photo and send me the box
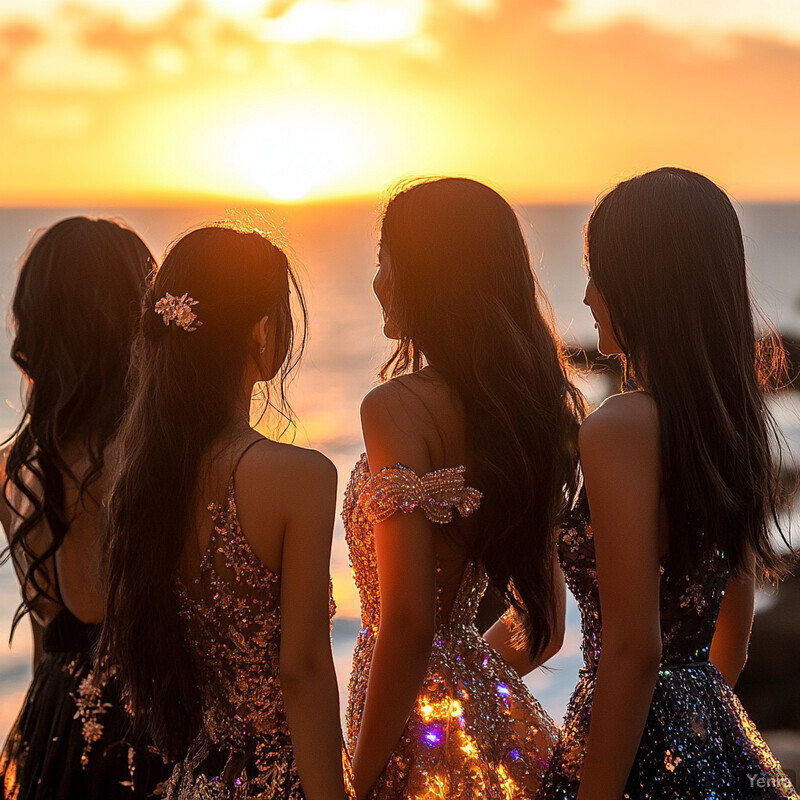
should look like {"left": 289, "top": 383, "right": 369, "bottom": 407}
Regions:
{"left": 2, "top": 0, "right": 800, "bottom": 204}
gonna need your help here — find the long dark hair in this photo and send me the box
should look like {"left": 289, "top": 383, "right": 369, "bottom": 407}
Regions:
{"left": 2, "top": 217, "right": 155, "bottom": 635}
{"left": 379, "top": 177, "right": 585, "bottom": 659}
{"left": 586, "top": 167, "right": 792, "bottom": 583}
{"left": 100, "top": 224, "right": 306, "bottom": 759}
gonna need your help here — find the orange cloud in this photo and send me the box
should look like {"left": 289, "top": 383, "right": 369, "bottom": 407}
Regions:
{"left": 552, "top": 0, "right": 800, "bottom": 50}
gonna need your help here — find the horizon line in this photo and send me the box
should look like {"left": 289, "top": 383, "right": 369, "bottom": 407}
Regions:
{"left": 3, "top": 192, "right": 800, "bottom": 209}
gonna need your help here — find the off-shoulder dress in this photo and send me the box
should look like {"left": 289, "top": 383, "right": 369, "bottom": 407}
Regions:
{"left": 343, "top": 454, "right": 557, "bottom": 800}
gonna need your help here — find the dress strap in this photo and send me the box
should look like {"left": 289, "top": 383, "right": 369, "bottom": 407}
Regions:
{"left": 230, "top": 438, "right": 268, "bottom": 495}
{"left": 50, "top": 546, "right": 66, "bottom": 608}
{"left": 209, "top": 438, "right": 270, "bottom": 523}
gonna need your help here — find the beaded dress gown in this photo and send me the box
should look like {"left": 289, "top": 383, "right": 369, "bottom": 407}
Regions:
{"left": 541, "top": 491, "right": 799, "bottom": 800}
{"left": 164, "top": 461, "right": 353, "bottom": 800}
{"left": 0, "top": 476, "right": 169, "bottom": 800}
{"left": 0, "top": 608, "right": 169, "bottom": 800}
{"left": 343, "top": 454, "right": 558, "bottom": 800}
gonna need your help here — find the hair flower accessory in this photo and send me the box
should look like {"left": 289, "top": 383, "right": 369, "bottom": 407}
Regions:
{"left": 154, "top": 292, "right": 202, "bottom": 332}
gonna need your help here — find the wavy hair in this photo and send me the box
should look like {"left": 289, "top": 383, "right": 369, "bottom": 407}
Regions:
{"left": 586, "top": 167, "right": 792, "bottom": 583}
{"left": 100, "top": 224, "right": 306, "bottom": 758}
{"left": 2, "top": 217, "right": 155, "bottom": 635}
{"left": 379, "top": 177, "right": 585, "bottom": 659}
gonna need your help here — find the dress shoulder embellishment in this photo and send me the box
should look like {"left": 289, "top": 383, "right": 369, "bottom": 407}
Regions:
{"left": 358, "top": 463, "right": 482, "bottom": 526}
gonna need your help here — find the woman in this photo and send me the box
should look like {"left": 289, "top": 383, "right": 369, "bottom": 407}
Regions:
{"left": 99, "top": 224, "right": 352, "bottom": 800}
{"left": 542, "top": 167, "right": 798, "bottom": 799}
{"left": 343, "top": 177, "right": 584, "bottom": 799}
{"left": 0, "top": 217, "right": 169, "bottom": 798}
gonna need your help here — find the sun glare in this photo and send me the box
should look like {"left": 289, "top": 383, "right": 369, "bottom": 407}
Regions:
{"left": 224, "top": 107, "right": 368, "bottom": 202}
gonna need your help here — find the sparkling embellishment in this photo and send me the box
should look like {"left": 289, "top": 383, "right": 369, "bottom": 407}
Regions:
{"left": 343, "top": 453, "right": 556, "bottom": 799}
{"left": 359, "top": 461, "right": 483, "bottom": 526}
{"left": 154, "top": 292, "right": 202, "bottom": 332}
{"left": 542, "top": 489, "right": 799, "bottom": 799}
{"left": 164, "top": 477, "right": 354, "bottom": 800}
{"left": 0, "top": 643, "right": 167, "bottom": 791}
{"left": 70, "top": 669, "right": 112, "bottom": 768}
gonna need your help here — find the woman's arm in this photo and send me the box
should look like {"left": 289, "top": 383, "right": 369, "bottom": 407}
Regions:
{"left": 279, "top": 451, "right": 350, "bottom": 800}
{"left": 351, "top": 385, "right": 438, "bottom": 800}
{"left": 483, "top": 553, "right": 566, "bottom": 676}
{"left": 576, "top": 393, "right": 664, "bottom": 800}
{"left": 710, "top": 557, "right": 755, "bottom": 687}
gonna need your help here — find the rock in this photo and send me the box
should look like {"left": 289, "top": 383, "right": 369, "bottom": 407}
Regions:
{"left": 736, "top": 572, "right": 800, "bottom": 732}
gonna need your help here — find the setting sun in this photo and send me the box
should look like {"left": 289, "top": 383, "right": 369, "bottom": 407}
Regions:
{"left": 1, "top": 0, "right": 800, "bottom": 204}
{"left": 223, "top": 106, "right": 370, "bottom": 202}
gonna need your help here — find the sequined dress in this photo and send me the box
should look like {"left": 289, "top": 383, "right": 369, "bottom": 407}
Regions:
{"left": 164, "top": 473, "right": 351, "bottom": 800}
{"left": 542, "top": 491, "right": 799, "bottom": 799}
{"left": 0, "top": 607, "right": 169, "bottom": 800}
{"left": 343, "top": 454, "right": 558, "bottom": 800}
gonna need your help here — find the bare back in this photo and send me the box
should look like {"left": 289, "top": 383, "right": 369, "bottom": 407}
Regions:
{"left": 164, "top": 430, "right": 347, "bottom": 800}
{"left": 1, "top": 445, "right": 106, "bottom": 627}
{"left": 176, "top": 433, "right": 305, "bottom": 593}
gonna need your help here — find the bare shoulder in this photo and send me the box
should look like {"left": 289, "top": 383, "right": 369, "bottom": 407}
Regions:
{"left": 232, "top": 439, "right": 337, "bottom": 561}
{"left": 579, "top": 392, "right": 662, "bottom": 490}
{"left": 361, "top": 378, "right": 417, "bottom": 425}
{"left": 236, "top": 437, "right": 337, "bottom": 494}
{"left": 580, "top": 392, "right": 660, "bottom": 450}
{"left": 360, "top": 375, "right": 439, "bottom": 475}
{"left": 361, "top": 370, "right": 452, "bottom": 437}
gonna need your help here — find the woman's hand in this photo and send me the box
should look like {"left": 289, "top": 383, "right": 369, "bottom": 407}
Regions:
{"left": 710, "top": 558, "right": 755, "bottom": 687}
{"left": 483, "top": 553, "right": 566, "bottom": 676}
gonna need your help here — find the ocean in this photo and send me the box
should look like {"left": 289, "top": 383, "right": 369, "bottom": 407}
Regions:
{"left": 0, "top": 201, "right": 797, "bottom": 738}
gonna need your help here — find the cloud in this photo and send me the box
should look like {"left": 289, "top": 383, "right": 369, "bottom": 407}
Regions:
{"left": 0, "top": 0, "right": 502, "bottom": 59}
{"left": 0, "top": 5, "right": 261, "bottom": 90}
{"left": 0, "top": 21, "right": 40, "bottom": 74}
{"left": 12, "top": 100, "right": 93, "bottom": 136}
{"left": 0, "top": 0, "right": 180, "bottom": 25}
{"left": 551, "top": 0, "right": 800, "bottom": 49}
{"left": 13, "top": 25, "right": 130, "bottom": 89}
{"left": 253, "top": 0, "right": 427, "bottom": 45}
{"left": 0, "top": 0, "right": 506, "bottom": 94}
{"left": 451, "top": 0, "right": 496, "bottom": 13}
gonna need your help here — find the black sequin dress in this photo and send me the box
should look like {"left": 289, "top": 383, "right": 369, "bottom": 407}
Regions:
{"left": 541, "top": 491, "right": 798, "bottom": 800}
{"left": 0, "top": 607, "right": 169, "bottom": 799}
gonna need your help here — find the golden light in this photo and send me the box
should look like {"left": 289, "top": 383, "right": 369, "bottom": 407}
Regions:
{"left": 254, "top": 0, "right": 425, "bottom": 45}
{"left": 224, "top": 106, "right": 371, "bottom": 202}
{"left": 203, "top": 0, "right": 271, "bottom": 19}
{"left": 2, "top": 0, "right": 800, "bottom": 205}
